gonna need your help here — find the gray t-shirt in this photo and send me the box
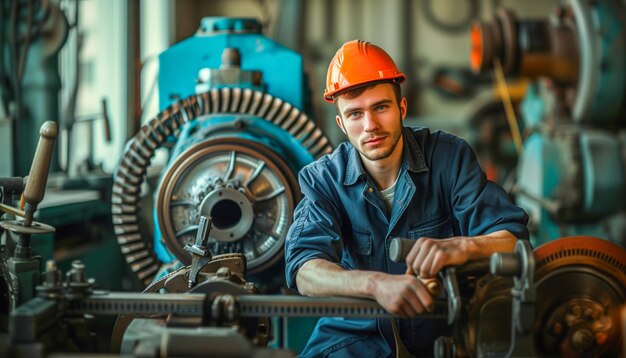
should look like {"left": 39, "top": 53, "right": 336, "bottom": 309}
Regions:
{"left": 380, "top": 178, "right": 398, "bottom": 213}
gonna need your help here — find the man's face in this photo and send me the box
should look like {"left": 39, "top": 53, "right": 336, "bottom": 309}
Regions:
{"left": 335, "top": 83, "right": 407, "bottom": 162}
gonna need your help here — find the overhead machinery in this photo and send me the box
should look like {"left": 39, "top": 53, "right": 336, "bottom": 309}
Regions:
{"left": 471, "top": 0, "right": 626, "bottom": 247}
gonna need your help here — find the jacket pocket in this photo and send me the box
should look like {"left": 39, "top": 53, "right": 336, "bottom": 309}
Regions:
{"left": 346, "top": 230, "right": 372, "bottom": 270}
{"left": 408, "top": 216, "right": 453, "bottom": 239}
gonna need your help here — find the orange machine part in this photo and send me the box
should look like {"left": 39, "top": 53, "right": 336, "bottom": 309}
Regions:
{"left": 470, "top": 24, "right": 484, "bottom": 72}
{"left": 534, "top": 236, "right": 626, "bottom": 289}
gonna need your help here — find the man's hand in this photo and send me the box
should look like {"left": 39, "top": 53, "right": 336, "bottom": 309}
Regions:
{"left": 369, "top": 272, "right": 434, "bottom": 319}
{"left": 404, "top": 231, "right": 518, "bottom": 278}
{"left": 296, "top": 259, "right": 435, "bottom": 318}
{"left": 405, "top": 237, "right": 470, "bottom": 278}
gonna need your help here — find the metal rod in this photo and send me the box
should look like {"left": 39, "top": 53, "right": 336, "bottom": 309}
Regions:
{"left": 0, "top": 202, "right": 25, "bottom": 217}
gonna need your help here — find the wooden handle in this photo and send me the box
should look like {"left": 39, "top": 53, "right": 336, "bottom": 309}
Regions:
{"left": 418, "top": 277, "right": 441, "bottom": 296}
{"left": 389, "top": 238, "right": 441, "bottom": 295}
{"left": 23, "top": 121, "right": 58, "bottom": 225}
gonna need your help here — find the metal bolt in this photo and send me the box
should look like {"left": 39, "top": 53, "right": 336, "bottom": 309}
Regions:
{"left": 590, "top": 310, "right": 600, "bottom": 320}
{"left": 571, "top": 328, "right": 594, "bottom": 350}
{"left": 216, "top": 267, "right": 231, "bottom": 279}
{"left": 68, "top": 260, "right": 86, "bottom": 283}
{"left": 233, "top": 119, "right": 245, "bottom": 130}
{"left": 46, "top": 260, "right": 56, "bottom": 271}
{"left": 570, "top": 304, "right": 581, "bottom": 317}
{"left": 43, "top": 260, "right": 62, "bottom": 289}
{"left": 552, "top": 323, "right": 563, "bottom": 335}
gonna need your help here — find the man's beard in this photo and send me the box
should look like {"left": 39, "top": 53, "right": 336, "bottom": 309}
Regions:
{"left": 349, "top": 127, "right": 402, "bottom": 161}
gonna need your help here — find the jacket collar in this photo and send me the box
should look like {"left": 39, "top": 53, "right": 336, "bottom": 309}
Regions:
{"left": 343, "top": 126, "right": 428, "bottom": 186}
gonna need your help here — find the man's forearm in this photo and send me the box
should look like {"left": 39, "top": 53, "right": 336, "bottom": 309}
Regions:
{"left": 295, "top": 258, "right": 382, "bottom": 298}
{"left": 464, "top": 230, "right": 517, "bottom": 260}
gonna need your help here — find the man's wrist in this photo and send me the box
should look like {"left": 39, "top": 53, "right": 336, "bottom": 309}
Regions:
{"left": 364, "top": 271, "right": 384, "bottom": 298}
{"left": 458, "top": 236, "right": 480, "bottom": 261}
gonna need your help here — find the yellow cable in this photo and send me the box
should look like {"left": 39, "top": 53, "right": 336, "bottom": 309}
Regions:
{"left": 493, "top": 57, "right": 524, "bottom": 155}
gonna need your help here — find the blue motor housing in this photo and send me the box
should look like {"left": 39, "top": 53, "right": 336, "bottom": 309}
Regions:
{"left": 516, "top": 130, "right": 626, "bottom": 246}
{"left": 158, "top": 17, "right": 307, "bottom": 112}
{"left": 111, "top": 18, "right": 332, "bottom": 288}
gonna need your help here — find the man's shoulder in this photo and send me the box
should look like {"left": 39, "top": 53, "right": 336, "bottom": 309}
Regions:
{"left": 299, "top": 142, "right": 351, "bottom": 180}
{"left": 405, "top": 126, "right": 464, "bottom": 150}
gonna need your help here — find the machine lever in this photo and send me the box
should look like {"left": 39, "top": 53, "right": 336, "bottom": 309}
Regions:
{"left": 184, "top": 216, "right": 213, "bottom": 288}
{"left": 0, "top": 203, "right": 25, "bottom": 218}
{"left": 22, "top": 121, "right": 58, "bottom": 226}
{"left": 389, "top": 237, "right": 413, "bottom": 263}
{"left": 389, "top": 237, "right": 441, "bottom": 295}
{"left": 390, "top": 237, "right": 469, "bottom": 323}
{"left": 101, "top": 98, "right": 112, "bottom": 142}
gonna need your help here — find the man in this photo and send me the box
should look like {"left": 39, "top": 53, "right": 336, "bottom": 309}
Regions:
{"left": 284, "top": 40, "right": 528, "bottom": 357}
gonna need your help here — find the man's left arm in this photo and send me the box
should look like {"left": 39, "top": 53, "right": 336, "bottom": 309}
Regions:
{"left": 405, "top": 230, "right": 516, "bottom": 278}
{"left": 407, "top": 135, "right": 528, "bottom": 278}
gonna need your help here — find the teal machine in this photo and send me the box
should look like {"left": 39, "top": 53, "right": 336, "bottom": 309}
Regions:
{"left": 111, "top": 17, "right": 332, "bottom": 351}
{"left": 0, "top": 1, "right": 121, "bottom": 296}
{"left": 471, "top": 0, "right": 626, "bottom": 247}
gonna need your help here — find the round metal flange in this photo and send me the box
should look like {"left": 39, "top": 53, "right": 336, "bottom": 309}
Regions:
{"left": 496, "top": 8, "right": 518, "bottom": 73}
{"left": 533, "top": 236, "right": 626, "bottom": 357}
{"left": 199, "top": 187, "right": 254, "bottom": 243}
{"left": 534, "top": 236, "right": 626, "bottom": 288}
{"left": 0, "top": 220, "right": 55, "bottom": 235}
{"left": 568, "top": 0, "right": 597, "bottom": 123}
{"left": 156, "top": 137, "right": 299, "bottom": 274}
{"left": 463, "top": 236, "right": 626, "bottom": 356}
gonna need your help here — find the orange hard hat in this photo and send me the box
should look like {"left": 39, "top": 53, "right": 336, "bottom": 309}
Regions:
{"left": 324, "top": 40, "right": 406, "bottom": 103}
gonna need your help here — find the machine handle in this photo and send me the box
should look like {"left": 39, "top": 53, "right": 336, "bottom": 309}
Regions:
{"left": 0, "top": 203, "right": 25, "bottom": 218}
{"left": 101, "top": 98, "right": 112, "bottom": 142}
{"left": 389, "top": 237, "right": 414, "bottom": 263}
{"left": 389, "top": 237, "right": 441, "bottom": 295}
{"left": 23, "top": 121, "right": 58, "bottom": 225}
{"left": 489, "top": 252, "right": 521, "bottom": 276}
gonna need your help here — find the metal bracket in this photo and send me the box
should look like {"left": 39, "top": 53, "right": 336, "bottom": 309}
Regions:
{"left": 490, "top": 240, "right": 536, "bottom": 357}
{"left": 441, "top": 268, "right": 461, "bottom": 325}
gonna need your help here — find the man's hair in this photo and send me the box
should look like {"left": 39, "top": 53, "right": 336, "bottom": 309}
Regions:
{"left": 334, "top": 81, "right": 402, "bottom": 116}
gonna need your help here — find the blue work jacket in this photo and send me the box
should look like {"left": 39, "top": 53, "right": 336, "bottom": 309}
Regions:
{"left": 285, "top": 126, "right": 529, "bottom": 357}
